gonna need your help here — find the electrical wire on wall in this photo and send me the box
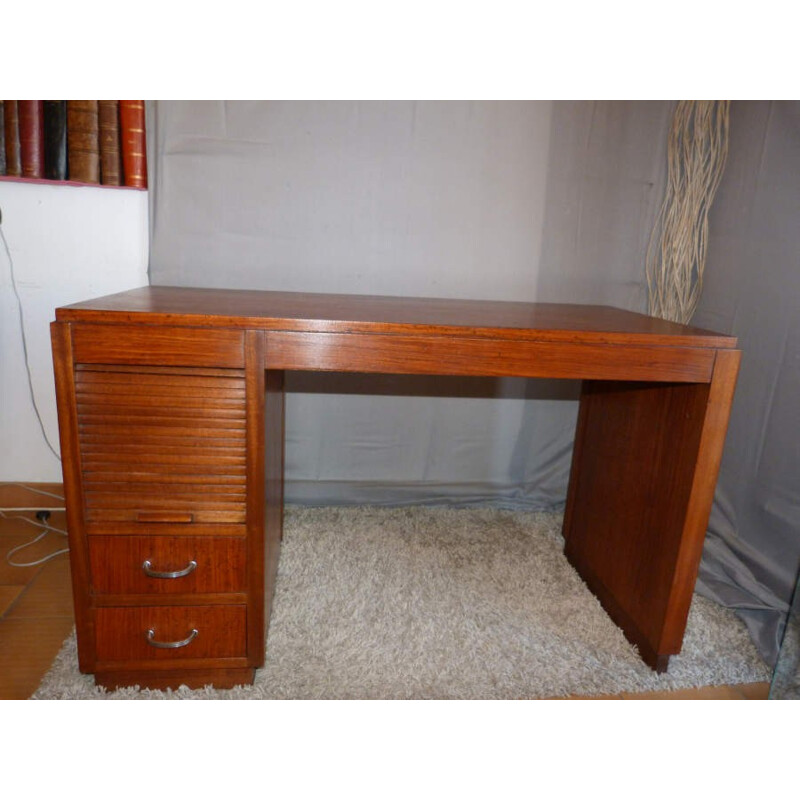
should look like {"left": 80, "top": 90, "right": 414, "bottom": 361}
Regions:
{"left": 1, "top": 214, "right": 68, "bottom": 566}
{"left": 0, "top": 215, "right": 62, "bottom": 462}
{"left": 645, "top": 100, "right": 731, "bottom": 324}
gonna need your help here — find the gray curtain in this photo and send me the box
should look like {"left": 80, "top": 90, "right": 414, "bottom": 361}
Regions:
{"left": 690, "top": 101, "right": 800, "bottom": 666}
{"left": 146, "top": 100, "right": 798, "bottom": 666}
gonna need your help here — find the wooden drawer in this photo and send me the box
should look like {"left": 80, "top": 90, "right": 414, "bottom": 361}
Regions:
{"left": 75, "top": 365, "right": 247, "bottom": 524}
{"left": 71, "top": 324, "right": 245, "bottom": 368}
{"left": 89, "top": 536, "right": 247, "bottom": 594}
{"left": 95, "top": 606, "right": 247, "bottom": 662}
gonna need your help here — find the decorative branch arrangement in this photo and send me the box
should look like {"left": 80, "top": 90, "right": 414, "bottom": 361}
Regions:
{"left": 646, "top": 100, "right": 730, "bottom": 324}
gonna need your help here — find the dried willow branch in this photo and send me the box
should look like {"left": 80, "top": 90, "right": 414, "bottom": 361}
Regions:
{"left": 646, "top": 100, "right": 730, "bottom": 323}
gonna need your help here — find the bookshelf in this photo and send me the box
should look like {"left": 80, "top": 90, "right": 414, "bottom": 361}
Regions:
{"left": 1, "top": 101, "right": 147, "bottom": 190}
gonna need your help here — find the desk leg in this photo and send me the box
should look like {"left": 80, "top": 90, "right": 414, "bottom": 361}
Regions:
{"left": 562, "top": 350, "right": 740, "bottom": 671}
{"left": 262, "top": 367, "right": 285, "bottom": 655}
{"left": 246, "top": 330, "right": 285, "bottom": 668}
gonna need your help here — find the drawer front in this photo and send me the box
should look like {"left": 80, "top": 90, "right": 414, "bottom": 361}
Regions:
{"left": 75, "top": 365, "right": 247, "bottom": 524}
{"left": 71, "top": 324, "right": 245, "bottom": 368}
{"left": 95, "top": 606, "right": 247, "bottom": 662}
{"left": 89, "top": 536, "right": 247, "bottom": 594}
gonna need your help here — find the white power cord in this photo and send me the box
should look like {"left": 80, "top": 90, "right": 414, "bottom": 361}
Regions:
{"left": 1, "top": 209, "right": 68, "bottom": 567}
{"left": 1, "top": 483, "right": 69, "bottom": 567}
{"left": 0, "top": 218, "right": 62, "bottom": 462}
{"left": 1, "top": 509, "right": 69, "bottom": 567}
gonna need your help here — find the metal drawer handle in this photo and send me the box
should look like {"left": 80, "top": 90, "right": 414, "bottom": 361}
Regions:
{"left": 146, "top": 628, "right": 198, "bottom": 649}
{"left": 142, "top": 559, "right": 197, "bottom": 579}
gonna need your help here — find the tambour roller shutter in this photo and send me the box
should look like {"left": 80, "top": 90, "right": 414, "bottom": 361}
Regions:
{"left": 74, "top": 366, "right": 247, "bottom": 524}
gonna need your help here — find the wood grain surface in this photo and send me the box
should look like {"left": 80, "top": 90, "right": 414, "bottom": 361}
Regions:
{"left": 95, "top": 605, "right": 247, "bottom": 661}
{"left": 88, "top": 535, "right": 247, "bottom": 594}
{"left": 75, "top": 366, "right": 248, "bottom": 525}
{"left": 51, "top": 287, "right": 741, "bottom": 684}
{"left": 265, "top": 330, "right": 715, "bottom": 382}
{"left": 57, "top": 286, "right": 737, "bottom": 349}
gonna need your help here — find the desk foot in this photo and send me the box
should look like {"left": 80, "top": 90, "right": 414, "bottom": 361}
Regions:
{"left": 565, "top": 541, "right": 672, "bottom": 672}
{"left": 94, "top": 667, "right": 256, "bottom": 692}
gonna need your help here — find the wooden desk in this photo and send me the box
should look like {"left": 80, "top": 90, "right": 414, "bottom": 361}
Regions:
{"left": 51, "top": 286, "right": 740, "bottom": 690}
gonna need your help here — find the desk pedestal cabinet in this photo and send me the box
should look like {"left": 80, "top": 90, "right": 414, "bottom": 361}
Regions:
{"left": 51, "top": 287, "right": 740, "bottom": 690}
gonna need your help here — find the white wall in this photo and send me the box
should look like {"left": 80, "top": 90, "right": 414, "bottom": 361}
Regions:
{"left": 0, "top": 180, "right": 149, "bottom": 481}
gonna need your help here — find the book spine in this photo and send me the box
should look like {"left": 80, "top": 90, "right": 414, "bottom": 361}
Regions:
{"left": 4, "top": 100, "right": 21, "bottom": 176}
{"left": 98, "top": 100, "right": 122, "bottom": 185}
{"left": 18, "top": 101, "right": 45, "bottom": 178}
{"left": 0, "top": 102, "right": 5, "bottom": 175}
{"left": 67, "top": 100, "right": 100, "bottom": 183}
{"left": 43, "top": 100, "right": 68, "bottom": 180}
{"left": 119, "top": 100, "right": 147, "bottom": 188}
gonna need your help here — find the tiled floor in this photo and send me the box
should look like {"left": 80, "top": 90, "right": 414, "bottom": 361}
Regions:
{"left": 0, "top": 483, "right": 771, "bottom": 700}
{"left": 0, "top": 483, "right": 75, "bottom": 700}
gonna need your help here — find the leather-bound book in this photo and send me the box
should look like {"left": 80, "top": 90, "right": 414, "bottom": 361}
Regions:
{"left": 4, "top": 100, "right": 21, "bottom": 176}
{"left": 67, "top": 100, "right": 100, "bottom": 183}
{"left": 119, "top": 100, "right": 147, "bottom": 188}
{"left": 98, "top": 100, "right": 121, "bottom": 185}
{"left": 19, "top": 101, "right": 45, "bottom": 178}
{"left": 43, "top": 100, "right": 67, "bottom": 180}
{"left": 0, "top": 102, "right": 6, "bottom": 175}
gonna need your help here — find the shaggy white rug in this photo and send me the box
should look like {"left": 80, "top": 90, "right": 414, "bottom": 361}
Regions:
{"left": 32, "top": 506, "right": 770, "bottom": 699}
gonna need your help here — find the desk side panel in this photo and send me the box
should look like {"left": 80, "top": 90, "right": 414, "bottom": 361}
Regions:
{"left": 659, "top": 348, "right": 741, "bottom": 652}
{"left": 562, "top": 379, "right": 711, "bottom": 670}
{"left": 51, "top": 322, "right": 96, "bottom": 672}
{"left": 563, "top": 349, "right": 741, "bottom": 669}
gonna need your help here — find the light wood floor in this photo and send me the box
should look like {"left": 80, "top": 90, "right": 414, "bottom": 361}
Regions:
{"left": 0, "top": 483, "right": 770, "bottom": 700}
{"left": 0, "top": 483, "right": 74, "bottom": 700}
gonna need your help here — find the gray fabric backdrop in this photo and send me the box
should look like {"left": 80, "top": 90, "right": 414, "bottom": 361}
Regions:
{"left": 146, "top": 100, "right": 798, "bottom": 666}
{"left": 690, "top": 101, "right": 800, "bottom": 665}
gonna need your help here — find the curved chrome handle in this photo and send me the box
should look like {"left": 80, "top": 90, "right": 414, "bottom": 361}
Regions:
{"left": 146, "top": 628, "right": 198, "bottom": 649}
{"left": 142, "top": 559, "right": 197, "bottom": 579}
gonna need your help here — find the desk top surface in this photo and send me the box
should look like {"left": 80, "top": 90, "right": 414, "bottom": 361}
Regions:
{"left": 56, "top": 285, "right": 737, "bottom": 349}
